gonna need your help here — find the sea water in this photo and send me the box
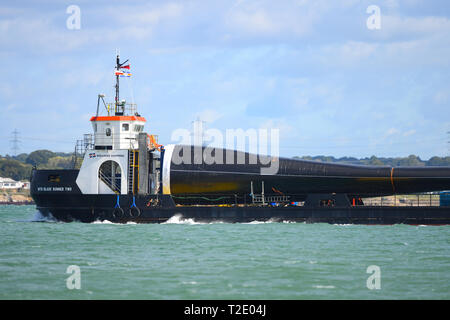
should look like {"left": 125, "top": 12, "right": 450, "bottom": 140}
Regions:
{"left": 0, "top": 205, "right": 449, "bottom": 299}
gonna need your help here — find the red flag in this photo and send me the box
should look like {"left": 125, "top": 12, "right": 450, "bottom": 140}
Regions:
{"left": 120, "top": 64, "right": 130, "bottom": 70}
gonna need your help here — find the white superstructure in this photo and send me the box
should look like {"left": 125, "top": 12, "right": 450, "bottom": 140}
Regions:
{"left": 73, "top": 54, "right": 161, "bottom": 196}
{"left": 90, "top": 115, "right": 146, "bottom": 150}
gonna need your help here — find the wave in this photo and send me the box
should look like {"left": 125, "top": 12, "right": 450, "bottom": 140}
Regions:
{"left": 163, "top": 215, "right": 297, "bottom": 225}
{"left": 91, "top": 220, "right": 137, "bottom": 225}
{"left": 244, "top": 218, "right": 296, "bottom": 224}
{"left": 92, "top": 220, "right": 116, "bottom": 224}
{"left": 163, "top": 214, "right": 205, "bottom": 225}
{"left": 312, "top": 285, "right": 335, "bottom": 289}
{"left": 244, "top": 220, "right": 271, "bottom": 224}
{"left": 162, "top": 215, "right": 301, "bottom": 225}
{"left": 24, "top": 210, "right": 57, "bottom": 223}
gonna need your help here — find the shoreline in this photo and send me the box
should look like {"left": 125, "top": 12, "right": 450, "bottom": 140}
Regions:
{"left": 0, "top": 201, "right": 34, "bottom": 205}
{"left": 0, "top": 189, "right": 34, "bottom": 205}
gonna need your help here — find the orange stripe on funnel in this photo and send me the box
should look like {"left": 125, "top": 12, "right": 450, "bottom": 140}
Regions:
{"left": 90, "top": 116, "right": 146, "bottom": 122}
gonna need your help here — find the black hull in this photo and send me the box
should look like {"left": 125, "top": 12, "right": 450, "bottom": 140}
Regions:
{"left": 29, "top": 164, "right": 450, "bottom": 225}
{"left": 33, "top": 194, "right": 450, "bottom": 225}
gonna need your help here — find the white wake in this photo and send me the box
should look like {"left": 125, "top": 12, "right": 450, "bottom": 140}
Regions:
{"left": 29, "top": 211, "right": 57, "bottom": 222}
{"left": 163, "top": 214, "right": 204, "bottom": 225}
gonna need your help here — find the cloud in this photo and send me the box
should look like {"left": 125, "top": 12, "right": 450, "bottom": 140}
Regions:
{"left": 380, "top": 15, "right": 450, "bottom": 39}
{"left": 403, "top": 129, "right": 416, "bottom": 137}
{"left": 0, "top": 2, "right": 185, "bottom": 54}
{"left": 0, "top": 83, "right": 13, "bottom": 99}
{"left": 334, "top": 41, "right": 378, "bottom": 62}
{"left": 433, "top": 90, "right": 449, "bottom": 105}
{"left": 195, "top": 109, "right": 223, "bottom": 123}
{"left": 259, "top": 118, "right": 294, "bottom": 137}
{"left": 224, "top": 0, "right": 322, "bottom": 39}
{"left": 386, "top": 128, "right": 399, "bottom": 137}
{"left": 112, "top": 3, "right": 182, "bottom": 25}
{"left": 0, "top": 1, "right": 449, "bottom": 159}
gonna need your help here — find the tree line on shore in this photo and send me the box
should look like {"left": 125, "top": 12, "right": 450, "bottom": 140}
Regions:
{"left": 0, "top": 150, "right": 73, "bottom": 181}
{"left": 293, "top": 154, "right": 450, "bottom": 167}
{"left": 0, "top": 149, "right": 449, "bottom": 182}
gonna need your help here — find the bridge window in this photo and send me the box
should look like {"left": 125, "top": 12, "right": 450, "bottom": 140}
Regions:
{"left": 122, "top": 123, "right": 129, "bottom": 131}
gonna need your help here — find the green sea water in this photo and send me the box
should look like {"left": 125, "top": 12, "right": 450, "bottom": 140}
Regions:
{"left": 0, "top": 205, "right": 449, "bottom": 300}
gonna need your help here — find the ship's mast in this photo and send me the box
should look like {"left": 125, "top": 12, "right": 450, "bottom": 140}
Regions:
{"left": 115, "top": 55, "right": 120, "bottom": 114}
{"left": 115, "top": 54, "right": 128, "bottom": 115}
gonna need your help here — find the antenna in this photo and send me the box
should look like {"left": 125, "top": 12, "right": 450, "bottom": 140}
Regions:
{"left": 114, "top": 52, "right": 129, "bottom": 115}
{"left": 96, "top": 94, "right": 106, "bottom": 117}
{"left": 115, "top": 54, "right": 120, "bottom": 114}
{"left": 10, "top": 129, "right": 20, "bottom": 156}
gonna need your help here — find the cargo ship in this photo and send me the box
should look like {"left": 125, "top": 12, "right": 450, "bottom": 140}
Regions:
{"left": 30, "top": 55, "right": 450, "bottom": 224}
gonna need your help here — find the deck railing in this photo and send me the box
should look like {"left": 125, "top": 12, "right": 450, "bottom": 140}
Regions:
{"left": 172, "top": 192, "right": 447, "bottom": 207}
{"left": 360, "top": 194, "right": 441, "bottom": 207}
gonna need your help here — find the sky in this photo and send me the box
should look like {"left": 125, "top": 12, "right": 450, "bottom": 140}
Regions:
{"left": 0, "top": 0, "right": 449, "bottom": 159}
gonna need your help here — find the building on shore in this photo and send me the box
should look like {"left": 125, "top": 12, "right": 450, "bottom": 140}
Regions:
{"left": 0, "top": 177, "right": 30, "bottom": 189}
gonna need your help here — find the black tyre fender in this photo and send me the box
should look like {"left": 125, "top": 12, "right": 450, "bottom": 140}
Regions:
{"left": 129, "top": 206, "right": 141, "bottom": 218}
{"left": 112, "top": 207, "right": 124, "bottom": 219}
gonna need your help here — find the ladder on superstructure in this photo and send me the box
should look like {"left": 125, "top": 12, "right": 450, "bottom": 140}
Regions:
{"left": 99, "top": 170, "right": 120, "bottom": 194}
{"left": 128, "top": 150, "right": 139, "bottom": 194}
